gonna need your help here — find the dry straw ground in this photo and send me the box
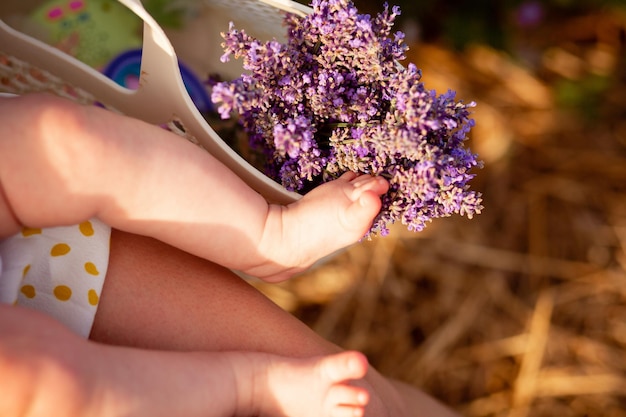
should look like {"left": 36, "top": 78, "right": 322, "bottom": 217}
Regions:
{"left": 253, "top": 6, "right": 626, "bottom": 417}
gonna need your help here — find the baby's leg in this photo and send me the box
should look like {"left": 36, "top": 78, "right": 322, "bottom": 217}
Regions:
{"left": 231, "top": 350, "right": 369, "bottom": 417}
{"left": 91, "top": 230, "right": 461, "bottom": 417}
{"left": 246, "top": 172, "right": 389, "bottom": 282}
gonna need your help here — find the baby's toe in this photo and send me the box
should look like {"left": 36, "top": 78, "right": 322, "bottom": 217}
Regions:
{"left": 349, "top": 175, "right": 389, "bottom": 201}
{"left": 327, "top": 384, "right": 369, "bottom": 407}
{"left": 321, "top": 351, "right": 369, "bottom": 382}
{"left": 328, "top": 402, "right": 367, "bottom": 417}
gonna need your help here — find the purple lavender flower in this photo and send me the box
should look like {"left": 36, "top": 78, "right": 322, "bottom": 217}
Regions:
{"left": 211, "top": 0, "right": 483, "bottom": 235}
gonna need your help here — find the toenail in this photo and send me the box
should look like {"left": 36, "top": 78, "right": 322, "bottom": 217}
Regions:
{"left": 358, "top": 392, "right": 368, "bottom": 404}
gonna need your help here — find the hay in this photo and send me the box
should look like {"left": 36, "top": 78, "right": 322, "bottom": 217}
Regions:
{"left": 253, "top": 6, "right": 626, "bottom": 416}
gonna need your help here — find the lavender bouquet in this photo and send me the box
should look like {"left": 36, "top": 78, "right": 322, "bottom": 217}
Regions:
{"left": 211, "top": 0, "right": 482, "bottom": 236}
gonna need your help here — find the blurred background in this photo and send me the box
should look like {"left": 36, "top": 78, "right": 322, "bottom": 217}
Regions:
{"left": 256, "top": 1, "right": 626, "bottom": 416}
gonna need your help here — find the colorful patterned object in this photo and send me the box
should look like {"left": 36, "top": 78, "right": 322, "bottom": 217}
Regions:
{"left": 0, "top": 219, "right": 111, "bottom": 337}
{"left": 29, "top": 0, "right": 142, "bottom": 68}
{"left": 103, "top": 49, "right": 213, "bottom": 113}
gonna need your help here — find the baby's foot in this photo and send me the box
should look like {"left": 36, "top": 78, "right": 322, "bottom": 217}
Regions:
{"left": 247, "top": 172, "right": 389, "bottom": 281}
{"left": 241, "top": 350, "right": 370, "bottom": 417}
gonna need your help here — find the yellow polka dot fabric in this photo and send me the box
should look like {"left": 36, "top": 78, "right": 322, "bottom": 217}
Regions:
{"left": 0, "top": 219, "right": 111, "bottom": 338}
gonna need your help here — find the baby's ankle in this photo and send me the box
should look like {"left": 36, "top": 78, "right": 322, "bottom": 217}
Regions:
{"left": 240, "top": 205, "right": 308, "bottom": 282}
{"left": 225, "top": 351, "right": 264, "bottom": 416}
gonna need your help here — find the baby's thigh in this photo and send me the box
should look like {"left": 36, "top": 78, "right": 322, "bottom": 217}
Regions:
{"left": 90, "top": 229, "right": 337, "bottom": 356}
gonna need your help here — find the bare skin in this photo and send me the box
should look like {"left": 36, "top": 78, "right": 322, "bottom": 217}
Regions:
{"left": 0, "top": 93, "right": 461, "bottom": 417}
{"left": 0, "top": 93, "right": 388, "bottom": 282}
{"left": 90, "top": 230, "right": 462, "bottom": 417}
{"left": 0, "top": 304, "right": 370, "bottom": 417}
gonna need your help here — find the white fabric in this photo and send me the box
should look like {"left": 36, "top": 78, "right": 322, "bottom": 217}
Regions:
{"left": 0, "top": 219, "right": 111, "bottom": 337}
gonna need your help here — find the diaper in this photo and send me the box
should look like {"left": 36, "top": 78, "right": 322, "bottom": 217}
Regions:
{"left": 0, "top": 219, "right": 111, "bottom": 338}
